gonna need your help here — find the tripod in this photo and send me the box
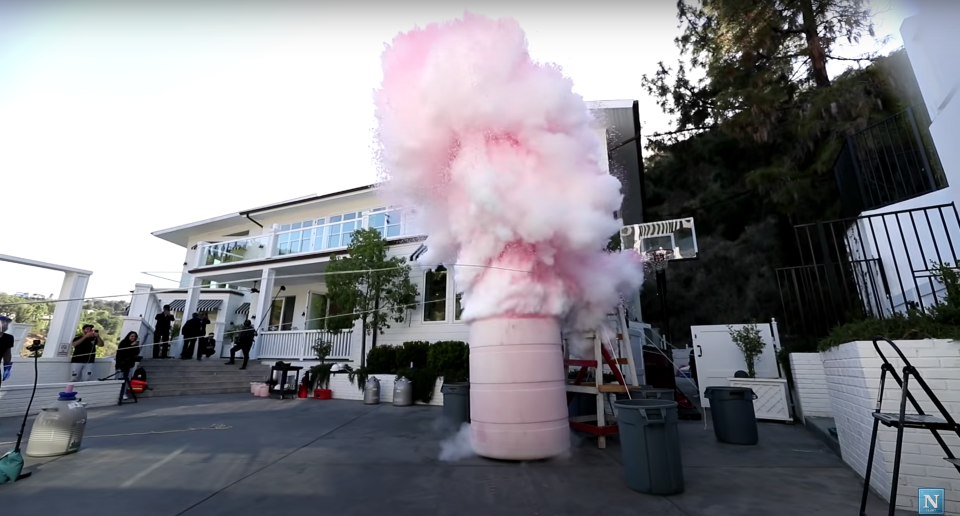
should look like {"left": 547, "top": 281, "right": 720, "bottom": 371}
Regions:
{"left": 98, "top": 356, "right": 146, "bottom": 406}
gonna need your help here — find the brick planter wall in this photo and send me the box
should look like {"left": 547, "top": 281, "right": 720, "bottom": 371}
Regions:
{"left": 789, "top": 353, "right": 834, "bottom": 419}
{"left": 820, "top": 340, "right": 960, "bottom": 514}
{"left": 327, "top": 373, "right": 444, "bottom": 406}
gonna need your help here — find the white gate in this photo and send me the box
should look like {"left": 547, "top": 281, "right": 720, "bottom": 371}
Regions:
{"left": 691, "top": 321, "right": 781, "bottom": 408}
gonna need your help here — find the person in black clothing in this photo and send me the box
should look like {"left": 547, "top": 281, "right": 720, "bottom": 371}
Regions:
{"left": 1, "top": 315, "right": 14, "bottom": 386}
{"left": 71, "top": 324, "right": 104, "bottom": 382}
{"left": 197, "top": 332, "right": 216, "bottom": 360}
{"left": 154, "top": 305, "right": 175, "bottom": 359}
{"left": 180, "top": 312, "right": 204, "bottom": 360}
{"left": 116, "top": 331, "right": 141, "bottom": 399}
{"left": 225, "top": 320, "right": 257, "bottom": 370}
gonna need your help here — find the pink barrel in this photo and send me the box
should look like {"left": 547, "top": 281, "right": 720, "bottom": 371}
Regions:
{"left": 469, "top": 316, "right": 570, "bottom": 460}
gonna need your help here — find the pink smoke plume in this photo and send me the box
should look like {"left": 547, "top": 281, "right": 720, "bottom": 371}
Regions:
{"left": 373, "top": 12, "right": 644, "bottom": 332}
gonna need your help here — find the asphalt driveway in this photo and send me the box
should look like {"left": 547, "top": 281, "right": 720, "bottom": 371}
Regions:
{"left": 0, "top": 394, "right": 907, "bottom": 515}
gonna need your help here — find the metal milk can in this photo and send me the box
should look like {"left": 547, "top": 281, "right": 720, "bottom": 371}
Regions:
{"left": 25, "top": 391, "right": 88, "bottom": 458}
{"left": 393, "top": 377, "right": 413, "bottom": 406}
{"left": 363, "top": 376, "right": 381, "bottom": 405}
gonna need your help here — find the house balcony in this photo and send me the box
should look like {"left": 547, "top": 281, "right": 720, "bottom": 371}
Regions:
{"left": 191, "top": 208, "right": 424, "bottom": 273}
{"left": 257, "top": 329, "right": 353, "bottom": 361}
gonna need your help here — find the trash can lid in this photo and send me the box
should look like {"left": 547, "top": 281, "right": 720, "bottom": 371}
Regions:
{"left": 612, "top": 399, "right": 678, "bottom": 411}
{"left": 704, "top": 386, "right": 755, "bottom": 398}
{"left": 58, "top": 392, "right": 78, "bottom": 401}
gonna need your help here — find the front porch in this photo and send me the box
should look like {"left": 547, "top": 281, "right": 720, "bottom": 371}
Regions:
{"left": 257, "top": 328, "right": 353, "bottom": 361}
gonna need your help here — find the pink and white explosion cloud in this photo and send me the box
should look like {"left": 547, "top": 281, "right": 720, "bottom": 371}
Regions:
{"left": 373, "top": 12, "right": 644, "bottom": 335}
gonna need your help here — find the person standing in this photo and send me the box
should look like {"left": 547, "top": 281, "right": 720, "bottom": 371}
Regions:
{"left": 225, "top": 320, "right": 257, "bottom": 370}
{"left": 1, "top": 316, "right": 14, "bottom": 386}
{"left": 71, "top": 324, "right": 103, "bottom": 382}
{"left": 116, "top": 331, "right": 141, "bottom": 400}
{"left": 180, "top": 312, "right": 203, "bottom": 360}
{"left": 153, "top": 305, "right": 175, "bottom": 359}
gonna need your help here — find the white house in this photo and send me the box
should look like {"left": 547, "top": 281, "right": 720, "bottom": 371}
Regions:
{"left": 131, "top": 100, "right": 648, "bottom": 367}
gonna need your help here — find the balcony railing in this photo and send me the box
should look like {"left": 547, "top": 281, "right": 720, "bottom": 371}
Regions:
{"left": 257, "top": 329, "right": 352, "bottom": 361}
{"left": 194, "top": 208, "right": 423, "bottom": 269}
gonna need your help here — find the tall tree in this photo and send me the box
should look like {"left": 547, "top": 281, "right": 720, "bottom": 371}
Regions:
{"left": 643, "top": 0, "right": 889, "bottom": 221}
{"left": 325, "top": 228, "right": 419, "bottom": 368}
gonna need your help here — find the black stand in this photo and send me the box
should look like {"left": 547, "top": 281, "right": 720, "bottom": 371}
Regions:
{"left": 99, "top": 369, "right": 142, "bottom": 406}
{"left": 655, "top": 269, "right": 670, "bottom": 347}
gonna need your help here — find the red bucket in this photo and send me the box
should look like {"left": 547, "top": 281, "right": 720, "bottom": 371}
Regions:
{"left": 313, "top": 388, "right": 332, "bottom": 400}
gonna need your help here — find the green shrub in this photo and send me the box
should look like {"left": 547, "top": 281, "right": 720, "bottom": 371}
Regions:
{"left": 396, "top": 340, "right": 431, "bottom": 369}
{"left": 818, "top": 262, "right": 960, "bottom": 351}
{"left": 427, "top": 340, "right": 469, "bottom": 383}
{"left": 366, "top": 345, "right": 398, "bottom": 374}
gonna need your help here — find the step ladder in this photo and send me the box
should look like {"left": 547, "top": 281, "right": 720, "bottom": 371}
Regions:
{"left": 562, "top": 303, "right": 641, "bottom": 449}
{"left": 858, "top": 337, "right": 960, "bottom": 516}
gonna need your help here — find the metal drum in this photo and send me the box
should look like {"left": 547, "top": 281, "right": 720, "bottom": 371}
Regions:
{"left": 393, "top": 377, "right": 413, "bottom": 406}
{"left": 25, "top": 391, "right": 88, "bottom": 458}
{"left": 363, "top": 376, "right": 381, "bottom": 405}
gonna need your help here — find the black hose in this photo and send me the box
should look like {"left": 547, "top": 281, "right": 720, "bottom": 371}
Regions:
{"left": 14, "top": 349, "right": 40, "bottom": 452}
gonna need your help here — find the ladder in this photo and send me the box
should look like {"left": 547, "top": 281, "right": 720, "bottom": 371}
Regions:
{"left": 859, "top": 337, "right": 960, "bottom": 516}
{"left": 563, "top": 303, "right": 641, "bottom": 449}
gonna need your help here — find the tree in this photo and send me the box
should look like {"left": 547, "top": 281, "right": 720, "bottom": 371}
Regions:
{"left": 324, "top": 228, "right": 419, "bottom": 368}
{"left": 0, "top": 292, "right": 53, "bottom": 329}
{"left": 642, "top": 0, "right": 889, "bottom": 221}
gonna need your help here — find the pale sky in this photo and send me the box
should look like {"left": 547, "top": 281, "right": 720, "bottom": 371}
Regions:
{"left": 0, "top": 1, "right": 910, "bottom": 302}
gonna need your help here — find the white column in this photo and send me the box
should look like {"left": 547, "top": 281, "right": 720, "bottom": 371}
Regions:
{"left": 43, "top": 272, "right": 90, "bottom": 359}
{"left": 263, "top": 224, "right": 280, "bottom": 259}
{"left": 249, "top": 268, "right": 276, "bottom": 360}
{"left": 128, "top": 283, "right": 154, "bottom": 318}
{"left": 174, "top": 276, "right": 203, "bottom": 357}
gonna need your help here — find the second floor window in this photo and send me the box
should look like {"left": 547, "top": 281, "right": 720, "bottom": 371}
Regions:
{"left": 278, "top": 220, "right": 314, "bottom": 255}
{"left": 368, "top": 208, "right": 402, "bottom": 238}
{"left": 326, "top": 212, "right": 361, "bottom": 249}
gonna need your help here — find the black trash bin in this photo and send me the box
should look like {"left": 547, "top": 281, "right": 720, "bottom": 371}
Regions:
{"left": 704, "top": 387, "right": 759, "bottom": 445}
{"left": 440, "top": 382, "right": 470, "bottom": 425}
{"left": 613, "top": 399, "right": 684, "bottom": 495}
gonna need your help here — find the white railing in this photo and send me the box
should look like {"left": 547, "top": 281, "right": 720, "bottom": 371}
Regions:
{"left": 257, "top": 329, "right": 352, "bottom": 360}
{"left": 194, "top": 208, "right": 424, "bottom": 269}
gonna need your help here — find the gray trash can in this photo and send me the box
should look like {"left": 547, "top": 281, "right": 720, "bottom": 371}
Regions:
{"left": 613, "top": 399, "right": 684, "bottom": 495}
{"left": 704, "top": 387, "right": 759, "bottom": 445}
{"left": 440, "top": 382, "right": 470, "bottom": 425}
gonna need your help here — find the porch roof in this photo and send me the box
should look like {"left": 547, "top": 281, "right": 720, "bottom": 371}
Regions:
{"left": 168, "top": 299, "right": 223, "bottom": 313}
{"left": 151, "top": 185, "right": 376, "bottom": 247}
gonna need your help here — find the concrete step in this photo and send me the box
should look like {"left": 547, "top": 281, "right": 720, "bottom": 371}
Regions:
{"left": 146, "top": 372, "right": 289, "bottom": 380}
{"left": 139, "top": 385, "right": 258, "bottom": 398}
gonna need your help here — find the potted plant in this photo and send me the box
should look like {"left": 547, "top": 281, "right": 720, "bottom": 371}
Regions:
{"left": 309, "top": 341, "right": 334, "bottom": 399}
{"left": 725, "top": 322, "right": 791, "bottom": 422}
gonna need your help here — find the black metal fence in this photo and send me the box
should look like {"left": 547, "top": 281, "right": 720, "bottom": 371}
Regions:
{"left": 777, "top": 203, "right": 960, "bottom": 339}
{"left": 834, "top": 107, "right": 946, "bottom": 217}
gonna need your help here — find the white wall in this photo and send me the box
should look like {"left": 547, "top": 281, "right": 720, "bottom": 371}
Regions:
{"left": 0, "top": 380, "right": 124, "bottom": 419}
{"left": 327, "top": 373, "right": 443, "bottom": 406}
{"left": 4, "top": 357, "right": 115, "bottom": 386}
{"left": 788, "top": 353, "right": 833, "bottom": 420}
{"left": 900, "top": 4, "right": 960, "bottom": 239}
{"left": 821, "top": 340, "right": 960, "bottom": 513}
{"left": 845, "top": 189, "right": 960, "bottom": 316}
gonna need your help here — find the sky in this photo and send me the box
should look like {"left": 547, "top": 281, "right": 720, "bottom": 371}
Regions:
{"left": 0, "top": 0, "right": 912, "bottom": 303}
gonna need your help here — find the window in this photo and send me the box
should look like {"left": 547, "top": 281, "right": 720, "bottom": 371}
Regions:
{"left": 455, "top": 292, "right": 463, "bottom": 321}
{"left": 306, "top": 293, "right": 328, "bottom": 330}
{"left": 326, "top": 212, "right": 361, "bottom": 249}
{"left": 269, "top": 296, "right": 297, "bottom": 331}
{"left": 423, "top": 268, "right": 448, "bottom": 322}
{"left": 277, "top": 220, "right": 314, "bottom": 255}
{"left": 312, "top": 218, "right": 326, "bottom": 251}
{"left": 368, "top": 207, "right": 403, "bottom": 239}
